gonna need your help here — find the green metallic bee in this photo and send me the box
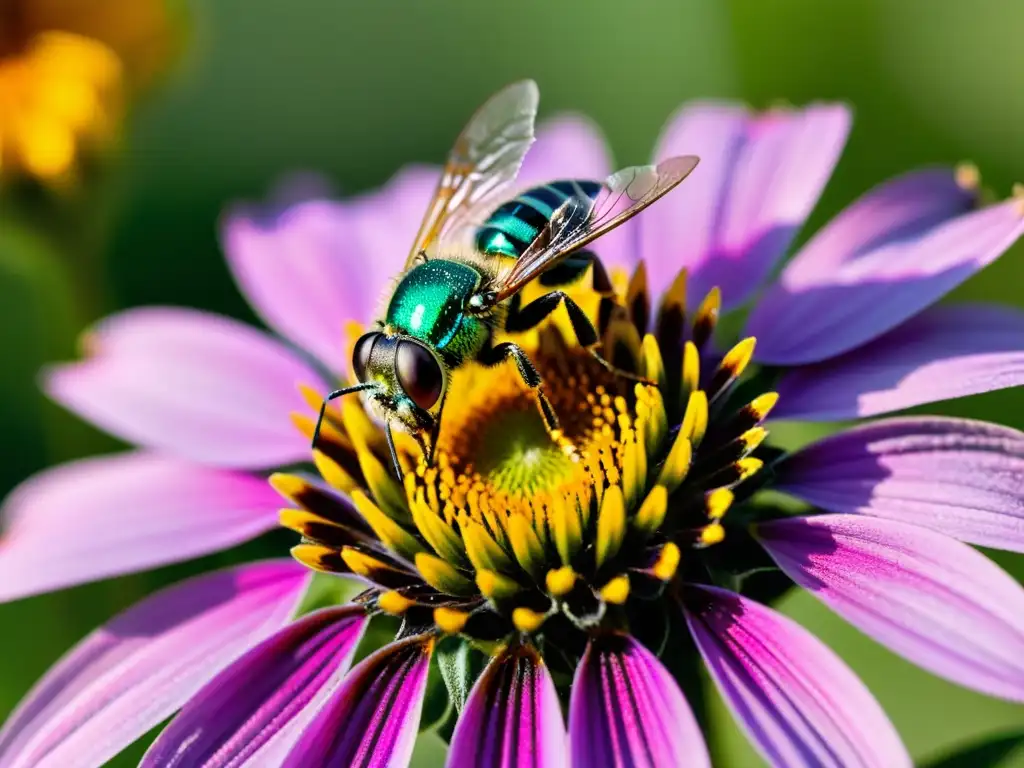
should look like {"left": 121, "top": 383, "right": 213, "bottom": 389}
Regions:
{"left": 313, "top": 81, "right": 699, "bottom": 478}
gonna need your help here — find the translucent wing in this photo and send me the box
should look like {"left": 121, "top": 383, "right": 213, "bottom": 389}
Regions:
{"left": 486, "top": 155, "right": 700, "bottom": 302}
{"left": 406, "top": 80, "right": 539, "bottom": 266}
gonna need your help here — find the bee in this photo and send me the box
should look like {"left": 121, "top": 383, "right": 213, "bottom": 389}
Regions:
{"left": 313, "top": 81, "right": 699, "bottom": 478}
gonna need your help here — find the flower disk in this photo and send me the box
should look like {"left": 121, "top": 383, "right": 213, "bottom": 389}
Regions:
{"left": 279, "top": 266, "right": 776, "bottom": 655}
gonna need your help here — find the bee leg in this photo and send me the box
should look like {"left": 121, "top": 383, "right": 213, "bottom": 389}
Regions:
{"left": 536, "top": 251, "right": 614, "bottom": 296}
{"left": 481, "top": 341, "right": 560, "bottom": 435}
{"left": 507, "top": 291, "right": 597, "bottom": 342}
{"left": 312, "top": 382, "right": 376, "bottom": 450}
{"left": 384, "top": 420, "right": 404, "bottom": 482}
{"left": 506, "top": 291, "right": 653, "bottom": 385}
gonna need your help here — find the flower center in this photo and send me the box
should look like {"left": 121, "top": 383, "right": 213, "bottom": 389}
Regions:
{"left": 461, "top": 405, "right": 571, "bottom": 494}
{"left": 280, "top": 265, "right": 779, "bottom": 647}
{"left": 418, "top": 334, "right": 636, "bottom": 543}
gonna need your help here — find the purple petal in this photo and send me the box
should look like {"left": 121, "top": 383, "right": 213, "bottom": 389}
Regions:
{"left": 45, "top": 307, "right": 325, "bottom": 469}
{"left": 568, "top": 634, "right": 709, "bottom": 768}
{"left": 447, "top": 645, "right": 566, "bottom": 768}
{"left": 283, "top": 635, "right": 433, "bottom": 768}
{"left": 223, "top": 201, "right": 371, "bottom": 373}
{"left": 345, "top": 166, "right": 441, "bottom": 289}
{"left": 686, "top": 585, "right": 910, "bottom": 768}
{"left": 757, "top": 514, "right": 1024, "bottom": 701}
{"left": 771, "top": 168, "right": 978, "bottom": 283}
{"left": 747, "top": 196, "right": 1024, "bottom": 365}
{"left": 224, "top": 166, "right": 436, "bottom": 372}
{"left": 642, "top": 101, "right": 850, "bottom": 307}
{"left": 776, "top": 417, "right": 1024, "bottom": 553}
{"left": 0, "top": 452, "right": 281, "bottom": 602}
{"left": 771, "top": 304, "right": 1024, "bottom": 421}
{"left": 0, "top": 561, "right": 310, "bottom": 768}
{"left": 518, "top": 116, "right": 612, "bottom": 186}
{"left": 143, "top": 605, "right": 367, "bottom": 768}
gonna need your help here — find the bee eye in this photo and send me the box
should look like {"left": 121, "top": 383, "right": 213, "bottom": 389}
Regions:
{"left": 395, "top": 340, "right": 443, "bottom": 411}
{"left": 352, "top": 332, "right": 379, "bottom": 382}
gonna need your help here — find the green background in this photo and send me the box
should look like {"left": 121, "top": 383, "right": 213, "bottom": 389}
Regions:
{"left": 1, "top": 1, "right": 1023, "bottom": 765}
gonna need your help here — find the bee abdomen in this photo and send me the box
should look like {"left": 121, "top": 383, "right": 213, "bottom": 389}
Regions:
{"left": 475, "top": 180, "right": 602, "bottom": 259}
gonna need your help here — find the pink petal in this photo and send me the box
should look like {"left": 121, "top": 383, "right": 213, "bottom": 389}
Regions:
{"left": 776, "top": 417, "right": 1024, "bottom": 553}
{"left": 757, "top": 514, "right": 1024, "bottom": 702}
{"left": 748, "top": 197, "right": 1024, "bottom": 365}
{"left": 771, "top": 168, "right": 977, "bottom": 284}
{"left": 224, "top": 166, "right": 436, "bottom": 372}
{"left": 0, "top": 561, "right": 310, "bottom": 768}
{"left": 143, "top": 605, "right": 367, "bottom": 768}
{"left": 223, "top": 201, "right": 371, "bottom": 373}
{"left": 517, "top": 116, "right": 612, "bottom": 186}
{"left": 569, "top": 634, "right": 709, "bottom": 768}
{"left": 283, "top": 635, "right": 432, "bottom": 768}
{"left": 0, "top": 452, "right": 281, "bottom": 602}
{"left": 45, "top": 307, "right": 325, "bottom": 469}
{"left": 686, "top": 586, "right": 910, "bottom": 768}
{"left": 642, "top": 101, "right": 850, "bottom": 307}
{"left": 771, "top": 304, "right": 1024, "bottom": 420}
{"left": 448, "top": 644, "right": 567, "bottom": 768}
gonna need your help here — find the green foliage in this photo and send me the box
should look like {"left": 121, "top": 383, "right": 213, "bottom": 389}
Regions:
{"left": 294, "top": 572, "right": 362, "bottom": 616}
{"left": 921, "top": 732, "right": 1024, "bottom": 768}
{"left": 435, "top": 636, "right": 489, "bottom": 716}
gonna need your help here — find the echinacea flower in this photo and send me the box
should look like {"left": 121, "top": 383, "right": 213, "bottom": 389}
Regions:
{"left": 2, "top": 98, "right": 1024, "bottom": 767}
{"left": 0, "top": 0, "right": 177, "bottom": 181}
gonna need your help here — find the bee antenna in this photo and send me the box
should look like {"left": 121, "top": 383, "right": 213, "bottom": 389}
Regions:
{"left": 311, "top": 383, "right": 376, "bottom": 451}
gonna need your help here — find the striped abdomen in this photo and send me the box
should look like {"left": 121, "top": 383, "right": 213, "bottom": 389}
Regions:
{"left": 475, "top": 180, "right": 602, "bottom": 259}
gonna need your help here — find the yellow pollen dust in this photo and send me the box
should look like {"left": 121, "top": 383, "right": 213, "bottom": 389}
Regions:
{"left": 408, "top": 343, "right": 652, "bottom": 565}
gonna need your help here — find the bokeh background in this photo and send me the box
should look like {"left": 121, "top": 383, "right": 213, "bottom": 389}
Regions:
{"left": 1, "top": 1, "right": 1023, "bottom": 765}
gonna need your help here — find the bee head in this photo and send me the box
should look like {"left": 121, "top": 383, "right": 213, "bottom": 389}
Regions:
{"left": 352, "top": 331, "right": 445, "bottom": 431}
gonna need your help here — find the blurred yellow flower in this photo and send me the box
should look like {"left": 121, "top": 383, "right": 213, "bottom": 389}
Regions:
{"left": 0, "top": 0, "right": 178, "bottom": 182}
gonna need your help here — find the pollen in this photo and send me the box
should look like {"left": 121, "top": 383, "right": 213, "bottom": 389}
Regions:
{"left": 477, "top": 569, "right": 522, "bottom": 600}
{"left": 546, "top": 566, "right": 577, "bottom": 597}
{"left": 513, "top": 607, "right": 548, "bottom": 634}
{"left": 748, "top": 392, "right": 780, "bottom": 422}
{"left": 706, "top": 488, "right": 734, "bottom": 521}
{"left": 414, "top": 337, "right": 645, "bottom": 556}
{"left": 600, "top": 575, "right": 631, "bottom": 604}
{"left": 378, "top": 591, "right": 416, "bottom": 615}
{"left": 434, "top": 607, "right": 470, "bottom": 635}
{"left": 284, "top": 268, "right": 781, "bottom": 644}
{"left": 652, "top": 542, "right": 681, "bottom": 581}
{"left": 699, "top": 523, "right": 726, "bottom": 547}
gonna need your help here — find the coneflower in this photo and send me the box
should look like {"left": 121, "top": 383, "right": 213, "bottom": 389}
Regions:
{"left": 2, "top": 100, "right": 1023, "bottom": 768}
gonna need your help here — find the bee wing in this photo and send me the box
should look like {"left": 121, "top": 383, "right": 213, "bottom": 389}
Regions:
{"left": 486, "top": 155, "right": 700, "bottom": 303}
{"left": 405, "top": 80, "right": 539, "bottom": 266}
{"left": 429, "top": 177, "right": 562, "bottom": 252}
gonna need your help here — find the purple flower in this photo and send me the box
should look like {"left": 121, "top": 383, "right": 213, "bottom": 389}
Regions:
{"left": 2, "top": 98, "right": 1024, "bottom": 768}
